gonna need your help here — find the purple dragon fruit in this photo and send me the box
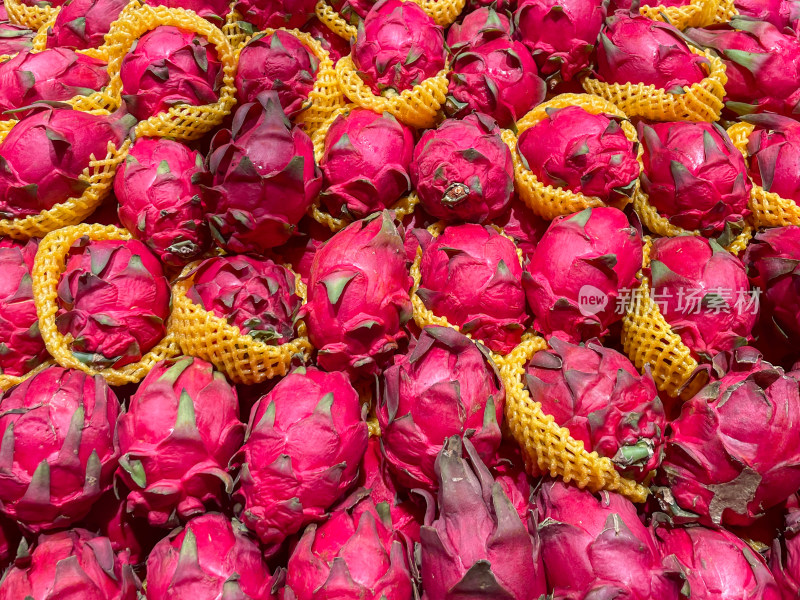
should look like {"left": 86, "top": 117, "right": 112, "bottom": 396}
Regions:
{"left": 744, "top": 113, "right": 800, "bottom": 203}
{"left": 770, "top": 493, "right": 800, "bottom": 599}
{"left": 45, "top": 0, "right": 128, "bottom": 49}
{"left": 446, "top": 7, "right": 512, "bottom": 56}
{"left": 301, "top": 17, "right": 351, "bottom": 63}
{"left": 234, "top": 0, "right": 317, "bottom": 30}
{"left": 144, "top": 0, "right": 232, "bottom": 24}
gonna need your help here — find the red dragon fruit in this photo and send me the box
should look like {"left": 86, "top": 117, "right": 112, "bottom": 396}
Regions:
{"left": 328, "top": 0, "right": 376, "bottom": 26}
{"left": 203, "top": 92, "right": 321, "bottom": 254}
{"left": 120, "top": 25, "right": 222, "bottom": 121}
{"left": 638, "top": 121, "right": 751, "bottom": 235}
{"left": 272, "top": 216, "right": 334, "bottom": 286}
{"left": 420, "top": 436, "right": 547, "bottom": 600}
{"left": 144, "top": 0, "right": 231, "bottom": 23}
{"left": 301, "top": 18, "right": 351, "bottom": 63}
{"left": 744, "top": 113, "right": 800, "bottom": 203}
{"left": 525, "top": 337, "right": 666, "bottom": 482}
{"left": 417, "top": 224, "right": 528, "bottom": 353}
{"left": 0, "top": 367, "right": 121, "bottom": 532}
{"left": 45, "top": 0, "right": 128, "bottom": 49}
{"left": 235, "top": 30, "right": 319, "bottom": 118}
{"left": 55, "top": 238, "right": 171, "bottom": 369}
{"left": 734, "top": 0, "right": 793, "bottom": 29}
{"left": 770, "top": 494, "right": 800, "bottom": 599}
{"left": 319, "top": 108, "right": 415, "bottom": 220}
{"left": 0, "top": 529, "right": 138, "bottom": 600}
{"left": 377, "top": 326, "right": 504, "bottom": 491}
{"left": 236, "top": 366, "right": 369, "bottom": 547}
{"left": 523, "top": 207, "right": 643, "bottom": 344}
{"left": 0, "top": 21, "right": 33, "bottom": 56}
{"left": 115, "top": 137, "right": 210, "bottom": 266}
{"left": 303, "top": 212, "right": 412, "bottom": 377}
{"left": 146, "top": 513, "right": 274, "bottom": 599}
{"left": 351, "top": 0, "right": 447, "bottom": 95}
{"left": 647, "top": 235, "right": 757, "bottom": 361}
{"left": 493, "top": 195, "right": 549, "bottom": 257}
{"left": 0, "top": 238, "right": 47, "bottom": 378}
{"left": 234, "top": 0, "right": 317, "bottom": 30}
{"left": 514, "top": 0, "right": 607, "bottom": 82}
{"left": 490, "top": 441, "right": 534, "bottom": 529}
{"left": 411, "top": 114, "right": 515, "bottom": 223}
{"left": 446, "top": 7, "right": 512, "bottom": 56}
{"left": 517, "top": 105, "right": 640, "bottom": 204}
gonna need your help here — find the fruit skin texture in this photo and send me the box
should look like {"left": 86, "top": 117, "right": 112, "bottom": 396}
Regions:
{"left": 377, "top": 326, "right": 505, "bottom": 492}
{"left": 770, "top": 493, "right": 800, "bottom": 599}
{"left": 0, "top": 367, "right": 121, "bottom": 532}
{"left": 0, "top": 21, "right": 33, "bottom": 56}
{"left": 236, "top": 367, "right": 369, "bottom": 547}
{"left": 144, "top": 0, "right": 231, "bottom": 23}
{"left": 0, "top": 238, "right": 47, "bottom": 377}
{"left": 120, "top": 26, "right": 222, "bottom": 121}
{"left": 417, "top": 224, "right": 528, "bottom": 353}
{"left": 352, "top": 0, "right": 446, "bottom": 95}
{"left": 115, "top": 137, "right": 210, "bottom": 267}
{"left": 523, "top": 207, "right": 643, "bottom": 344}
{"left": 420, "top": 436, "right": 547, "bottom": 600}
{"left": 0, "top": 529, "right": 138, "bottom": 600}
{"left": 647, "top": 236, "right": 757, "bottom": 361}
{"left": 411, "top": 113, "right": 515, "bottom": 224}
{"left": 45, "top": 0, "right": 129, "bottom": 49}
{"left": 319, "top": 109, "right": 415, "bottom": 220}
{"left": 518, "top": 105, "right": 640, "bottom": 204}
{"left": 301, "top": 18, "right": 351, "bottom": 62}
{"left": 745, "top": 113, "right": 800, "bottom": 204}
{"left": 446, "top": 7, "right": 512, "bottom": 56}
{"left": 235, "top": 0, "right": 317, "bottom": 31}
{"left": 56, "top": 238, "right": 172, "bottom": 370}
{"left": 145, "top": 513, "right": 273, "bottom": 599}
{"left": 525, "top": 337, "right": 666, "bottom": 482}
{"left": 734, "top": 0, "right": 793, "bottom": 29}
{"left": 203, "top": 92, "right": 321, "bottom": 254}
{"left": 303, "top": 212, "right": 412, "bottom": 377}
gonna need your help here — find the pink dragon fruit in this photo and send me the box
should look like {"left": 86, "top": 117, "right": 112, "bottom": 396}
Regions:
{"left": 523, "top": 207, "right": 643, "bottom": 343}
{"left": 120, "top": 25, "right": 222, "bottom": 121}
{"left": 0, "top": 20, "right": 33, "bottom": 56}
{"left": 734, "top": 0, "right": 793, "bottom": 29}
{"left": 56, "top": 238, "right": 171, "bottom": 369}
{"left": 517, "top": 105, "right": 640, "bottom": 204}
{"left": 236, "top": 367, "right": 369, "bottom": 546}
{"left": 301, "top": 18, "right": 351, "bottom": 63}
{"left": 446, "top": 7, "right": 512, "bottom": 56}
{"left": 186, "top": 255, "right": 303, "bottom": 344}
{"left": 144, "top": 0, "right": 231, "bottom": 24}
{"left": 0, "top": 367, "right": 121, "bottom": 532}
{"left": 319, "top": 108, "right": 415, "bottom": 220}
{"left": 234, "top": 0, "right": 317, "bottom": 30}
{"left": 493, "top": 195, "right": 549, "bottom": 257}
{"left": 352, "top": 0, "right": 447, "bottom": 95}
{"left": 235, "top": 30, "right": 319, "bottom": 117}
{"left": 420, "top": 436, "right": 547, "bottom": 600}
{"left": 0, "top": 107, "right": 134, "bottom": 220}
{"left": 770, "top": 493, "right": 800, "bottom": 599}
{"left": 0, "top": 529, "right": 138, "bottom": 600}
{"left": 377, "top": 326, "right": 504, "bottom": 491}
{"left": 115, "top": 137, "right": 210, "bottom": 266}
{"left": 490, "top": 441, "right": 534, "bottom": 528}
{"left": 0, "top": 238, "right": 47, "bottom": 378}
{"left": 417, "top": 225, "right": 528, "bottom": 352}
{"left": 45, "top": 0, "right": 128, "bottom": 49}
{"left": 303, "top": 211, "right": 412, "bottom": 377}
{"left": 328, "top": 0, "right": 376, "bottom": 26}
{"left": 146, "top": 513, "right": 274, "bottom": 599}
{"left": 203, "top": 92, "right": 321, "bottom": 254}
{"left": 744, "top": 113, "right": 800, "bottom": 203}
{"left": 525, "top": 337, "right": 666, "bottom": 482}
{"left": 281, "top": 491, "right": 414, "bottom": 600}
{"left": 514, "top": 0, "right": 607, "bottom": 82}
{"left": 272, "top": 216, "right": 334, "bottom": 286}
{"left": 646, "top": 235, "right": 757, "bottom": 361}
{"left": 411, "top": 114, "right": 515, "bottom": 223}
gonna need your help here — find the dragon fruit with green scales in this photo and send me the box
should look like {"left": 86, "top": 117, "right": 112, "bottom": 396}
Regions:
{"left": 234, "top": 0, "right": 317, "bottom": 30}
{"left": 743, "top": 113, "right": 800, "bottom": 204}
{"left": 0, "top": 21, "right": 33, "bottom": 56}
{"left": 45, "top": 0, "right": 129, "bottom": 50}
{"left": 446, "top": 7, "right": 512, "bottom": 56}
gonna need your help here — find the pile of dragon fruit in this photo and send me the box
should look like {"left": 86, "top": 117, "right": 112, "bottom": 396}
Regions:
{"left": 3, "top": 0, "right": 800, "bottom": 596}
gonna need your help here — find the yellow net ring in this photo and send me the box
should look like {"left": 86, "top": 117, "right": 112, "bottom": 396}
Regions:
{"left": 4, "top": 0, "right": 57, "bottom": 31}
{"left": 639, "top": 0, "right": 719, "bottom": 29}
{"left": 0, "top": 360, "right": 54, "bottom": 392}
{"left": 314, "top": 0, "right": 356, "bottom": 40}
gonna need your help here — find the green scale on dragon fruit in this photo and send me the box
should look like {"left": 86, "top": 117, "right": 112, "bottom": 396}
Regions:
{"left": 744, "top": 113, "right": 800, "bottom": 205}
{"left": 446, "top": 6, "right": 512, "bottom": 57}
{"left": 45, "top": 0, "right": 128, "bottom": 50}
{"left": 0, "top": 5, "right": 34, "bottom": 57}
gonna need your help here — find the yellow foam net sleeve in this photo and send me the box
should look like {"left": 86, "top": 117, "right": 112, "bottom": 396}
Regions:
{"left": 582, "top": 47, "right": 727, "bottom": 123}
{"left": 222, "top": 3, "right": 249, "bottom": 49}
{"left": 406, "top": 0, "right": 464, "bottom": 27}
{"left": 171, "top": 262, "right": 314, "bottom": 384}
{"left": 0, "top": 360, "right": 53, "bottom": 392}
{"left": 31, "top": 224, "right": 181, "bottom": 386}
{"left": 502, "top": 93, "right": 642, "bottom": 221}
{"left": 315, "top": 0, "right": 357, "bottom": 40}
{"left": 728, "top": 122, "right": 800, "bottom": 227}
{"left": 713, "top": 0, "right": 737, "bottom": 23}
{"left": 4, "top": 0, "right": 57, "bottom": 31}
{"left": 31, "top": 10, "right": 109, "bottom": 59}
{"left": 639, "top": 0, "right": 719, "bottom": 29}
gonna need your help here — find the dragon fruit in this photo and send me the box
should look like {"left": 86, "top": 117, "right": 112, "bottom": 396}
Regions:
{"left": 352, "top": 0, "right": 447, "bottom": 95}
{"left": 638, "top": 121, "right": 751, "bottom": 235}
{"left": 203, "top": 92, "right": 321, "bottom": 254}
{"left": 734, "top": 0, "right": 793, "bottom": 29}
{"left": 490, "top": 441, "right": 534, "bottom": 528}
{"left": 0, "top": 367, "right": 121, "bottom": 532}
{"left": 411, "top": 114, "right": 515, "bottom": 223}
{"left": 446, "top": 7, "right": 512, "bottom": 56}
{"left": 115, "top": 137, "right": 210, "bottom": 266}
{"left": 494, "top": 196, "right": 549, "bottom": 257}
{"left": 235, "top": 30, "right": 319, "bottom": 117}
{"left": 377, "top": 326, "right": 504, "bottom": 491}
{"left": 0, "top": 21, "right": 33, "bottom": 56}
{"left": 0, "top": 517, "right": 19, "bottom": 572}
{"left": 301, "top": 18, "right": 351, "bottom": 63}
{"left": 517, "top": 105, "right": 640, "bottom": 204}
{"left": 596, "top": 13, "right": 708, "bottom": 90}
{"left": 420, "top": 436, "right": 547, "bottom": 600}
{"left": 120, "top": 26, "right": 222, "bottom": 121}
{"left": 0, "top": 238, "right": 47, "bottom": 378}
{"left": 513, "top": 0, "right": 607, "bottom": 82}
{"left": 186, "top": 255, "right": 303, "bottom": 344}
{"left": 45, "top": 0, "right": 128, "bottom": 50}
{"left": 236, "top": 366, "right": 369, "bottom": 546}
{"left": 272, "top": 216, "right": 334, "bottom": 286}
{"left": 234, "top": 0, "right": 317, "bottom": 30}
{"left": 303, "top": 211, "right": 412, "bottom": 377}
{"left": 770, "top": 494, "right": 800, "bottom": 598}
{"left": 146, "top": 513, "right": 274, "bottom": 599}
{"left": 319, "top": 108, "right": 415, "bottom": 220}
{"left": 525, "top": 337, "right": 666, "bottom": 482}
{"left": 328, "top": 0, "right": 376, "bottom": 26}
{"left": 144, "top": 0, "right": 231, "bottom": 23}
{"left": 0, "top": 529, "right": 138, "bottom": 600}
{"left": 282, "top": 490, "right": 414, "bottom": 600}
{"left": 523, "top": 207, "right": 643, "bottom": 343}
{"left": 744, "top": 113, "right": 800, "bottom": 203}
{"left": 0, "top": 107, "right": 134, "bottom": 220}
{"left": 417, "top": 225, "right": 528, "bottom": 352}
{"left": 647, "top": 235, "right": 757, "bottom": 361}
